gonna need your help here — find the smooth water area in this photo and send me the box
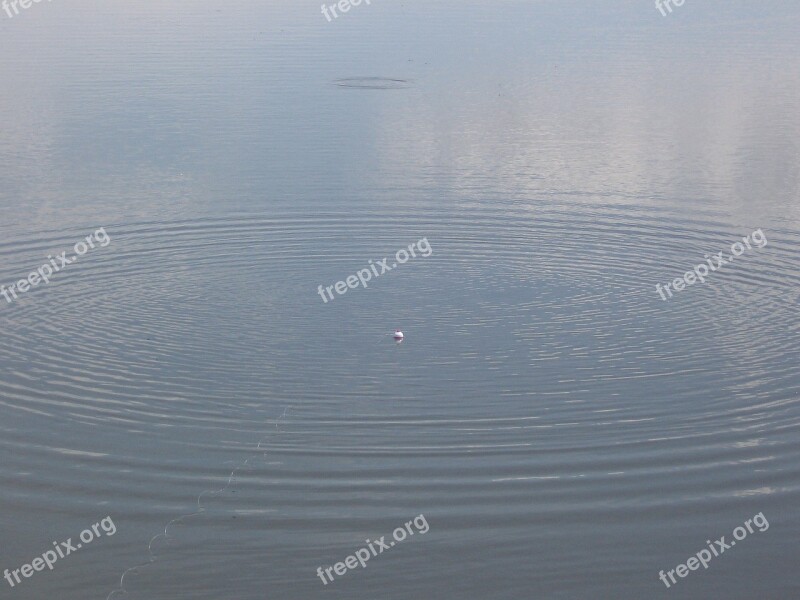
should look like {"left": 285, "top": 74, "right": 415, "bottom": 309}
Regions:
{"left": 1, "top": 1, "right": 799, "bottom": 598}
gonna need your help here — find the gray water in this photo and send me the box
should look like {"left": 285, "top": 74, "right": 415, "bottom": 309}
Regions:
{"left": 1, "top": 1, "right": 799, "bottom": 598}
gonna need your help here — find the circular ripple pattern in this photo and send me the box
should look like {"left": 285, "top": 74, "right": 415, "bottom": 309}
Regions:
{"left": 333, "top": 77, "right": 413, "bottom": 89}
{"left": 1, "top": 204, "right": 799, "bottom": 599}
{"left": 1, "top": 205, "right": 799, "bottom": 453}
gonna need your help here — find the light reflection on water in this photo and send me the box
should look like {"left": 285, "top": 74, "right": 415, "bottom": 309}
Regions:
{"left": 0, "top": 1, "right": 799, "bottom": 598}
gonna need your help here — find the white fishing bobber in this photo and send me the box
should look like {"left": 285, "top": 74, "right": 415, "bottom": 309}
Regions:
{"left": 393, "top": 330, "right": 404, "bottom": 340}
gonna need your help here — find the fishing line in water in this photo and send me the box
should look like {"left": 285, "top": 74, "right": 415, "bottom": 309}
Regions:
{"left": 108, "top": 332, "right": 398, "bottom": 597}
{"left": 106, "top": 406, "right": 290, "bottom": 599}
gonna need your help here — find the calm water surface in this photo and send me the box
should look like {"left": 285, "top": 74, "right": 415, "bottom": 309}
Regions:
{"left": 1, "top": 1, "right": 799, "bottom": 598}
